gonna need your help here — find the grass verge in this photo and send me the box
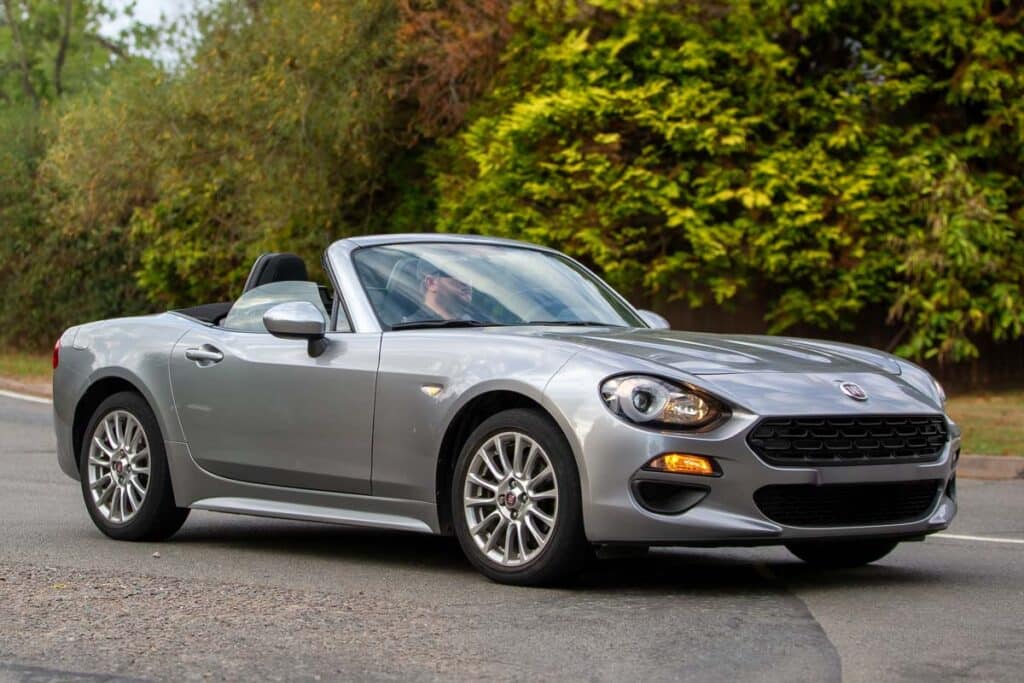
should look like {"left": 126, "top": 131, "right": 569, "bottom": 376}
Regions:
{"left": 0, "top": 350, "right": 51, "bottom": 384}
{"left": 947, "top": 390, "right": 1024, "bottom": 456}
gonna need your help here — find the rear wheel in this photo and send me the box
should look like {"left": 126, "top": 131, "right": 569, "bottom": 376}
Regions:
{"left": 785, "top": 539, "right": 898, "bottom": 568}
{"left": 79, "top": 391, "right": 189, "bottom": 541}
{"left": 452, "top": 409, "right": 589, "bottom": 585}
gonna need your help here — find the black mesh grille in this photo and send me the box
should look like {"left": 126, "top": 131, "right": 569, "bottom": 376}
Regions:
{"left": 747, "top": 415, "right": 947, "bottom": 466}
{"left": 754, "top": 480, "right": 942, "bottom": 527}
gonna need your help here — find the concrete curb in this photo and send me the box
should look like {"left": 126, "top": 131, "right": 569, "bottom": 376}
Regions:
{"left": 958, "top": 454, "right": 1024, "bottom": 481}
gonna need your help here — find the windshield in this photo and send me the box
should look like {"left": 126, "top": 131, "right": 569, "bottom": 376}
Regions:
{"left": 352, "top": 242, "right": 644, "bottom": 330}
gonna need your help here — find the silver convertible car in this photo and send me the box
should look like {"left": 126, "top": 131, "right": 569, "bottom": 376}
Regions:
{"left": 53, "top": 234, "right": 958, "bottom": 585}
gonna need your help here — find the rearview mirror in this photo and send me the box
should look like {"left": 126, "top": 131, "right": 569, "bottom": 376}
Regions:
{"left": 637, "top": 309, "right": 671, "bottom": 330}
{"left": 263, "top": 301, "right": 329, "bottom": 357}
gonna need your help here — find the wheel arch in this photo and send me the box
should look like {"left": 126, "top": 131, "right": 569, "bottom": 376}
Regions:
{"left": 72, "top": 375, "right": 156, "bottom": 468}
{"left": 434, "top": 389, "right": 576, "bottom": 535}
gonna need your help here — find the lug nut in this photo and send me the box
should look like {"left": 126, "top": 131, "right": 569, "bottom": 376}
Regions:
{"left": 511, "top": 511, "right": 518, "bottom": 519}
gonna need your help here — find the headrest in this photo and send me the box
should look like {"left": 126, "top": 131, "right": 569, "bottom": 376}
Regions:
{"left": 242, "top": 252, "right": 309, "bottom": 293}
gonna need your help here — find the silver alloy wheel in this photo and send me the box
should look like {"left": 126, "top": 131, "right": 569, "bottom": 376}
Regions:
{"left": 462, "top": 431, "right": 558, "bottom": 566}
{"left": 87, "top": 410, "right": 151, "bottom": 523}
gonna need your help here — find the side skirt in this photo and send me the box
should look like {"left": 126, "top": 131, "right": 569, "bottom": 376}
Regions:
{"left": 190, "top": 497, "right": 432, "bottom": 533}
{"left": 165, "top": 441, "right": 441, "bottom": 534}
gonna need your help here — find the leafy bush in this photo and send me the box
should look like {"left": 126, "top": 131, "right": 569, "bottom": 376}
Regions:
{"left": 436, "top": 0, "right": 1024, "bottom": 361}
{"left": 4, "top": 0, "right": 1022, "bottom": 366}
{"left": 34, "top": 1, "right": 409, "bottom": 316}
{"left": 0, "top": 0, "right": 154, "bottom": 349}
{"left": 125, "top": 0, "right": 404, "bottom": 308}
{"left": 33, "top": 0, "right": 522, "bottom": 319}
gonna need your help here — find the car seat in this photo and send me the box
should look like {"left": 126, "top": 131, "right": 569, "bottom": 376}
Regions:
{"left": 242, "top": 252, "right": 309, "bottom": 293}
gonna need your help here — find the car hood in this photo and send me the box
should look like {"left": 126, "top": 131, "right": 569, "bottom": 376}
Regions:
{"left": 526, "top": 327, "right": 902, "bottom": 376}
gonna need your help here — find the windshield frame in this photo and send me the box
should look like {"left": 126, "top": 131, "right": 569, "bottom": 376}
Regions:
{"left": 343, "top": 240, "right": 647, "bottom": 332}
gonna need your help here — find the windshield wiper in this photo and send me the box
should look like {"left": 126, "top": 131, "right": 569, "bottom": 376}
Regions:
{"left": 522, "top": 320, "right": 625, "bottom": 327}
{"left": 389, "top": 319, "right": 504, "bottom": 331}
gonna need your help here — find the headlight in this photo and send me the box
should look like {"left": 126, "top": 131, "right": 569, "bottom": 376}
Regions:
{"left": 600, "top": 375, "right": 725, "bottom": 429}
{"left": 931, "top": 376, "right": 947, "bottom": 408}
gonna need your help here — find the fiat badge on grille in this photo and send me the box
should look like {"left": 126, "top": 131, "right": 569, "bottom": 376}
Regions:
{"left": 839, "top": 382, "right": 868, "bottom": 401}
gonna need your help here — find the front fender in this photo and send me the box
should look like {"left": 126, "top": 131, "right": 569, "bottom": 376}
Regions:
{"left": 369, "top": 331, "right": 580, "bottom": 502}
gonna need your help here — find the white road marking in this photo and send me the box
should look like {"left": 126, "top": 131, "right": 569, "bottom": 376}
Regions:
{"left": 934, "top": 533, "right": 1024, "bottom": 546}
{"left": 0, "top": 389, "right": 52, "bottom": 405}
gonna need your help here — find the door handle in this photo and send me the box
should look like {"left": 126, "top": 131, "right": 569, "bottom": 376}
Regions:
{"left": 185, "top": 346, "right": 224, "bottom": 365}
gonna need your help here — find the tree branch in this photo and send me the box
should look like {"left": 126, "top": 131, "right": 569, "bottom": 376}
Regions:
{"left": 2, "top": 0, "right": 40, "bottom": 108}
{"left": 88, "top": 33, "right": 130, "bottom": 60}
{"left": 54, "top": 0, "right": 73, "bottom": 97}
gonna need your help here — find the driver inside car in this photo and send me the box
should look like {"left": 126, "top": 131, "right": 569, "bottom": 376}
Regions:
{"left": 404, "top": 261, "right": 475, "bottom": 322}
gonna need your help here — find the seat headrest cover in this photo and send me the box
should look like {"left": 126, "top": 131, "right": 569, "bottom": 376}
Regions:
{"left": 243, "top": 252, "right": 309, "bottom": 292}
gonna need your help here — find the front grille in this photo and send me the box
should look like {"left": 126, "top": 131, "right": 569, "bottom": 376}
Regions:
{"left": 754, "top": 480, "right": 942, "bottom": 527}
{"left": 747, "top": 415, "right": 947, "bottom": 466}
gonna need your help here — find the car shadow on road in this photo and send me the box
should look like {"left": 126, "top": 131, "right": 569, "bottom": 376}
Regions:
{"left": 168, "top": 517, "right": 944, "bottom": 593}
{"left": 171, "top": 519, "right": 475, "bottom": 573}
{"left": 753, "top": 558, "right": 948, "bottom": 591}
{"left": 575, "top": 548, "right": 945, "bottom": 594}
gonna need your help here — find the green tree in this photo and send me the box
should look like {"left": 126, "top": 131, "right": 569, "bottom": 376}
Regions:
{"left": 41, "top": 0, "right": 512, "bottom": 313}
{"left": 39, "top": 1, "right": 408, "bottom": 312}
{"left": 130, "top": 0, "right": 406, "bottom": 307}
{"left": 0, "top": 0, "right": 150, "bottom": 349}
{"left": 436, "top": 0, "right": 1024, "bottom": 362}
{"left": 10, "top": 0, "right": 1023, "bottom": 367}
{"left": 0, "top": 0, "right": 142, "bottom": 104}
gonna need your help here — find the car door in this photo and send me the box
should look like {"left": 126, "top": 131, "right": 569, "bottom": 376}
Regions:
{"left": 169, "top": 282, "right": 379, "bottom": 494}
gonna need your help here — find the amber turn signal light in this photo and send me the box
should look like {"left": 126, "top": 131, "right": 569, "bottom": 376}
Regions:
{"left": 645, "top": 453, "right": 717, "bottom": 476}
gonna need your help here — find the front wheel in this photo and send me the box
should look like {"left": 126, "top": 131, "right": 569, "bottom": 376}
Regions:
{"left": 79, "top": 391, "right": 189, "bottom": 541}
{"left": 785, "top": 539, "right": 899, "bottom": 568}
{"left": 452, "top": 409, "right": 590, "bottom": 585}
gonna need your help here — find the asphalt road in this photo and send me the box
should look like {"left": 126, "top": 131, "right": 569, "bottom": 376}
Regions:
{"left": 1, "top": 394, "right": 1022, "bottom": 682}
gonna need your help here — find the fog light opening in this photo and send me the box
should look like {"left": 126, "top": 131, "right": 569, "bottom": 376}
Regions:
{"left": 645, "top": 453, "right": 718, "bottom": 476}
{"left": 632, "top": 481, "right": 709, "bottom": 515}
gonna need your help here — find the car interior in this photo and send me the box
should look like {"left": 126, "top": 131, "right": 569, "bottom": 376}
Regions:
{"left": 360, "top": 256, "right": 439, "bottom": 324}
{"left": 173, "top": 248, "right": 522, "bottom": 332}
{"left": 172, "top": 252, "right": 334, "bottom": 330}
{"left": 354, "top": 249, "right": 516, "bottom": 328}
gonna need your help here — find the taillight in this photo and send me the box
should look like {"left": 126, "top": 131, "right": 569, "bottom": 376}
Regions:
{"left": 52, "top": 338, "right": 61, "bottom": 369}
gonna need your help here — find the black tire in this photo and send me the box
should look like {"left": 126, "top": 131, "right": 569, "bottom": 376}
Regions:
{"left": 79, "top": 391, "right": 189, "bottom": 541}
{"left": 451, "top": 408, "right": 590, "bottom": 586}
{"left": 785, "top": 539, "right": 899, "bottom": 568}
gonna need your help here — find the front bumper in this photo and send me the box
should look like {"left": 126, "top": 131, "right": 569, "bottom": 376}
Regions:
{"left": 573, "top": 409, "right": 958, "bottom": 545}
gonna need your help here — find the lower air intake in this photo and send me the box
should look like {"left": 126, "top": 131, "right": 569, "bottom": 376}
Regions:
{"left": 753, "top": 480, "right": 942, "bottom": 527}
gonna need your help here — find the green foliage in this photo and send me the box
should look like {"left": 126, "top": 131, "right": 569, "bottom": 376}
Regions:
{"left": 436, "top": 0, "right": 1024, "bottom": 361}
{"left": 43, "top": 0, "right": 405, "bottom": 311}
{"left": 0, "top": 0, "right": 150, "bottom": 349}
{"left": 1, "top": 0, "right": 122, "bottom": 105}
{"left": 0, "top": 104, "right": 45, "bottom": 346}
{"left": 5, "top": 0, "right": 489, "bottom": 346}
{"left": 3, "top": 0, "right": 1022, "bottom": 365}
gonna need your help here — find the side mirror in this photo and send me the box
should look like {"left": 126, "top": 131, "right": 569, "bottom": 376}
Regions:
{"left": 637, "top": 309, "right": 671, "bottom": 330}
{"left": 263, "top": 301, "right": 329, "bottom": 357}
